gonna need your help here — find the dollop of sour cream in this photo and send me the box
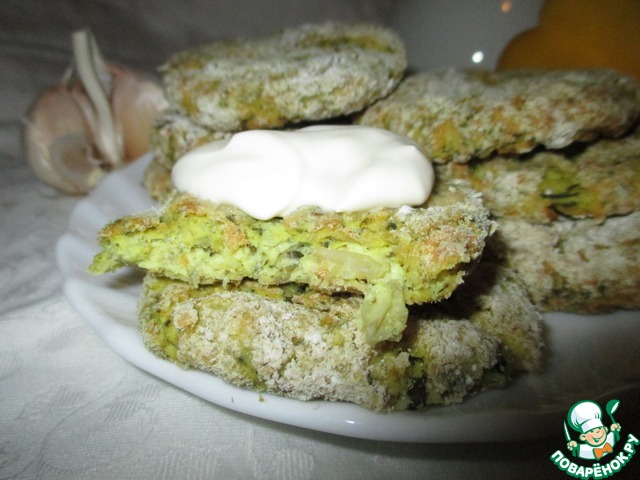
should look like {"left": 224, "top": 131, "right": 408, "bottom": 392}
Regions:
{"left": 171, "top": 125, "right": 434, "bottom": 220}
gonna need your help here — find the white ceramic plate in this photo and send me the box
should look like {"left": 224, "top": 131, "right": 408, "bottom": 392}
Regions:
{"left": 57, "top": 154, "right": 640, "bottom": 443}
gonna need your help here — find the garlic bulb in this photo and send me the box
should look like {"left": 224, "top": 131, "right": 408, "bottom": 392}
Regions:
{"left": 23, "top": 29, "right": 168, "bottom": 194}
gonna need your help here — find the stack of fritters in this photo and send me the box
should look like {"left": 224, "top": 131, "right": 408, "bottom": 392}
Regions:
{"left": 438, "top": 128, "right": 640, "bottom": 313}
{"left": 90, "top": 180, "right": 545, "bottom": 410}
{"left": 91, "top": 172, "right": 545, "bottom": 411}
{"left": 91, "top": 24, "right": 551, "bottom": 411}
{"left": 358, "top": 68, "right": 640, "bottom": 313}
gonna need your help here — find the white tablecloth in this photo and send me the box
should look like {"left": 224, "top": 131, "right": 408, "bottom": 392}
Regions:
{"left": 2, "top": 2, "right": 639, "bottom": 479}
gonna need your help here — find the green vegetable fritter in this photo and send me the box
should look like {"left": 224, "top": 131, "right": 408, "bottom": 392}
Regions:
{"left": 90, "top": 179, "right": 494, "bottom": 344}
{"left": 357, "top": 68, "right": 640, "bottom": 164}
{"left": 138, "top": 262, "right": 542, "bottom": 411}
{"left": 161, "top": 22, "right": 407, "bottom": 131}
{"left": 437, "top": 126, "right": 640, "bottom": 223}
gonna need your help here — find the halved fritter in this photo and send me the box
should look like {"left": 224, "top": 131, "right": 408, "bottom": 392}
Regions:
{"left": 161, "top": 22, "right": 407, "bottom": 131}
{"left": 436, "top": 125, "right": 640, "bottom": 223}
{"left": 357, "top": 68, "right": 640, "bottom": 163}
{"left": 90, "top": 179, "right": 494, "bottom": 344}
{"left": 138, "top": 262, "right": 543, "bottom": 412}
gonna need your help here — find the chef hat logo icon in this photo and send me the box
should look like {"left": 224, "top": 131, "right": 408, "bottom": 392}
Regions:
{"left": 564, "top": 399, "right": 622, "bottom": 461}
{"left": 551, "top": 399, "right": 640, "bottom": 477}
{"left": 569, "top": 400, "right": 605, "bottom": 434}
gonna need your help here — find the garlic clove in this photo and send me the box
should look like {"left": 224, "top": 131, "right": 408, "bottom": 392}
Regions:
{"left": 23, "top": 28, "right": 167, "bottom": 194}
{"left": 23, "top": 85, "right": 107, "bottom": 195}
{"left": 109, "top": 64, "right": 168, "bottom": 162}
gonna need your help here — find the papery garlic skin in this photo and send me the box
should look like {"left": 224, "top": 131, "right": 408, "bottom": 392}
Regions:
{"left": 109, "top": 65, "right": 168, "bottom": 162}
{"left": 23, "top": 85, "right": 107, "bottom": 195}
{"left": 23, "top": 29, "right": 168, "bottom": 194}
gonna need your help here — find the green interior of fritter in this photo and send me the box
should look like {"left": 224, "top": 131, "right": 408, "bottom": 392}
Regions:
{"left": 539, "top": 159, "right": 604, "bottom": 218}
{"left": 464, "top": 154, "right": 607, "bottom": 220}
{"left": 91, "top": 192, "right": 487, "bottom": 344}
{"left": 455, "top": 134, "right": 640, "bottom": 222}
{"left": 109, "top": 207, "right": 412, "bottom": 344}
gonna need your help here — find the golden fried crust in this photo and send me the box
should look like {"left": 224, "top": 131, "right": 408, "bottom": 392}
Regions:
{"left": 357, "top": 68, "right": 640, "bottom": 163}
{"left": 161, "top": 22, "right": 407, "bottom": 131}
{"left": 138, "top": 262, "right": 542, "bottom": 411}
{"left": 436, "top": 125, "right": 640, "bottom": 223}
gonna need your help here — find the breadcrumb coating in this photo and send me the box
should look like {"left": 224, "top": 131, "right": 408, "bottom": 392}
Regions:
{"left": 142, "top": 156, "right": 174, "bottom": 202}
{"left": 357, "top": 68, "right": 640, "bottom": 163}
{"left": 436, "top": 125, "right": 640, "bottom": 223}
{"left": 488, "top": 213, "right": 640, "bottom": 313}
{"left": 161, "top": 22, "right": 407, "bottom": 131}
{"left": 138, "top": 262, "right": 543, "bottom": 411}
{"left": 436, "top": 123, "right": 640, "bottom": 313}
